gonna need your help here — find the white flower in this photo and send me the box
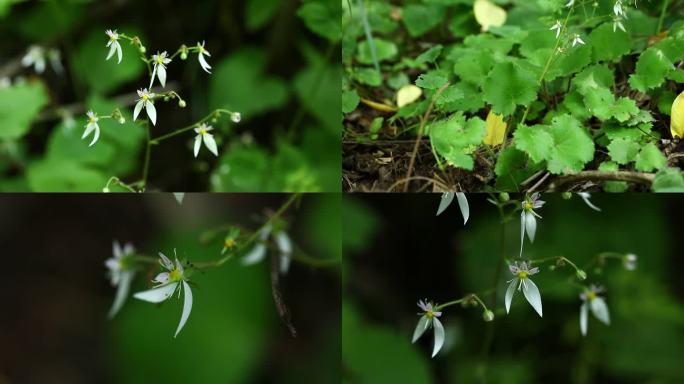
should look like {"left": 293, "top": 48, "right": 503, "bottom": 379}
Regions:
{"left": 613, "top": 0, "right": 626, "bottom": 17}
{"left": 133, "top": 88, "right": 157, "bottom": 125}
{"left": 412, "top": 299, "right": 445, "bottom": 358}
{"left": 231, "top": 112, "right": 241, "bottom": 123}
{"left": 572, "top": 33, "right": 585, "bottom": 47}
{"left": 150, "top": 51, "right": 172, "bottom": 88}
{"left": 82, "top": 110, "right": 100, "bottom": 147}
{"left": 105, "top": 29, "right": 122, "bottom": 64}
{"left": 105, "top": 240, "right": 136, "bottom": 318}
{"left": 623, "top": 253, "right": 637, "bottom": 270}
{"left": 613, "top": 18, "right": 627, "bottom": 33}
{"left": 242, "top": 225, "right": 293, "bottom": 275}
{"left": 275, "top": 231, "right": 292, "bottom": 274}
{"left": 565, "top": 0, "right": 575, "bottom": 7}
{"left": 47, "top": 48, "right": 64, "bottom": 74}
{"left": 505, "top": 261, "right": 543, "bottom": 317}
{"left": 193, "top": 123, "right": 219, "bottom": 157}
{"left": 579, "top": 284, "right": 610, "bottom": 336}
{"left": 133, "top": 250, "right": 193, "bottom": 338}
{"left": 196, "top": 41, "right": 212, "bottom": 74}
{"left": 520, "top": 193, "right": 544, "bottom": 256}
{"left": 550, "top": 20, "right": 563, "bottom": 38}
{"left": 577, "top": 192, "right": 601, "bottom": 211}
{"left": 21, "top": 45, "right": 46, "bottom": 74}
{"left": 435, "top": 192, "right": 469, "bottom": 225}
{"left": 242, "top": 225, "right": 272, "bottom": 265}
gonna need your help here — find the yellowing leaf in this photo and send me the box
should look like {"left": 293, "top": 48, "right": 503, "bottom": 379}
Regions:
{"left": 396, "top": 84, "right": 423, "bottom": 107}
{"left": 671, "top": 90, "right": 684, "bottom": 138}
{"left": 473, "top": 0, "right": 506, "bottom": 32}
{"left": 483, "top": 110, "right": 507, "bottom": 146}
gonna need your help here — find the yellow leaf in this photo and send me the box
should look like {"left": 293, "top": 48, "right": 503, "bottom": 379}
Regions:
{"left": 473, "top": 0, "right": 506, "bottom": 32}
{"left": 483, "top": 110, "right": 507, "bottom": 146}
{"left": 671, "top": 90, "right": 684, "bottom": 138}
{"left": 396, "top": 84, "right": 422, "bottom": 108}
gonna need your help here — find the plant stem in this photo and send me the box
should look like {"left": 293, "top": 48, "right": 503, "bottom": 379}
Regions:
{"left": 141, "top": 122, "right": 152, "bottom": 189}
{"left": 150, "top": 109, "right": 234, "bottom": 143}
{"left": 657, "top": 0, "right": 670, "bottom": 34}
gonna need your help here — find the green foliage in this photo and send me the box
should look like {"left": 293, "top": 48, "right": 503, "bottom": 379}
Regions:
{"left": 297, "top": 0, "right": 342, "bottom": 42}
{"left": 429, "top": 113, "right": 486, "bottom": 170}
{"left": 483, "top": 61, "right": 538, "bottom": 116}
{"left": 0, "top": 81, "right": 48, "bottom": 140}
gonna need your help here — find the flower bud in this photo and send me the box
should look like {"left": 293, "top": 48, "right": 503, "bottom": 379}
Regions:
{"left": 498, "top": 192, "right": 509, "bottom": 201}
{"left": 231, "top": 112, "right": 241, "bottom": 123}
{"left": 164, "top": 96, "right": 170, "bottom": 102}
{"left": 181, "top": 52, "right": 188, "bottom": 60}
{"left": 576, "top": 269, "right": 587, "bottom": 281}
{"left": 561, "top": 192, "right": 572, "bottom": 200}
{"left": 103, "top": 187, "right": 110, "bottom": 193}
{"left": 118, "top": 117, "right": 125, "bottom": 124}
{"left": 483, "top": 310, "right": 495, "bottom": 322}
{"left": 549, "top": 265, "right": 556, "bottom": 271}
{"left": 178, "top": 99, "right": 186, "bottom": 108}
{"left": 139, "top": 46, "right": 146, "bottom": 54}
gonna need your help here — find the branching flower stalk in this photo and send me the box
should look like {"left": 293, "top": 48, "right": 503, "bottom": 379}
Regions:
{"left": 85, "top": 30, "right": 241, "bottom": 192}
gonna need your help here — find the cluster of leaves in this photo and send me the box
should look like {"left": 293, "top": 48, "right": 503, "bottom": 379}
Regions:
{"left": 0, "top": 0, "right": 340, "bottom": 192}
{"left": 342, "top": 0, "right": 684, "bottom": 191}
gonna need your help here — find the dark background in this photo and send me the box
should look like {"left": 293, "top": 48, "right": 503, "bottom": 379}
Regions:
{"left": 0, "top": 193, "right": 340, "bottom": 384}
{"left": 343, "top": 193, "right": 684, "bottom": 384}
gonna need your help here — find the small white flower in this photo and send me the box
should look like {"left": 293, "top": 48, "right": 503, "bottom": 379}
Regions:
{"left": 242, "top": 225, "right": 272, "bottom": 265}
{"left": 613, "top": 0, "right": 626, "bottom": 17}
{"left": 133, "top": 88, "right": 157, "bottom": 125}
{"left": 275, "top": 231, "right": 293, "bottom": 274}
{"left": 579, "top": 284, "right": 610, "bottom": 336}
{"left": 412, "top": 299, "right": 445, "bottom": 358}
{"left": 133, "top": 250, "right": 193, "bottom": 338}
{"left": 105, "top": 29, "right": 122, "bottom": 64}
{"left": 196, "top": 41, "right": 212, "bottom": 74}
{"left": 242, "top": 225, "right": 293, "bottom": 275}
{"left": 82, "top": 110, "right": 100, "bottom": 147}
{"left": 435, "top": 192, "right": 469, "bottom": 225}
{"left": 550, "top": 20, "right": 563, "bottom": 38}
{"left": 193, "top": 123, "right": 219, "bottom": 157}
{"left": 565, "top": 0, "right": 575, "bottom": 7}
{"left": 613, "top": 18, "right": 627, "bottom": 33}
{"left": 105, "top": 240, "right": 136, "bottom": 318}
{"left": 520, "top": 193, "right": 544, "bottom": 256}
{"left": 505, "top": 261, "right": 543, "bottom": 317}
{"left": 623, "top": 253, "right": 637, "bottom": 271}
{"left": 21, "top": 45, "right": 46, "bottom": 74}
{"left": 577, "top": 192, "right": 601, "bottom": 211}
{"left": 231, "top": 112, "right": 241, "bottom": 123}
{"left": 572, "top": 33, "right": 585, "bottom": 47}
{"left": 150, "top": 51, "right": 172, "bottom": 88}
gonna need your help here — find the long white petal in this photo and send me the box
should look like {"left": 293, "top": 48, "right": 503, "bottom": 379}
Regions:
{"left": 203, "top": 133, "right": 219, "bottom": 156}
{"left": 198, "top": 53, "right": 212, "bottom": 74}
{"left": 455, "top": 192, "right": 469, "bottom": 224}
{"left": 193, "top": 135, "right": 202, "bottom": 157}
{"left": 133, "top": 282, "right": 178, "bottom": 303}
{"left": 520, "top": 211, "right": 526, "bottom": 257}
{"left": 522, "top": 278, "right": 543, "bottom": 317}
{"left": 412, "top": 315, "right": 430, "bottom": 343}
{"left": 108, "top": 271, "right": 134, "bottom": 318}
{"left": 133, "top": 100, "right": 143, "bottom": 121}
{"left": 82, "top": 123, "right": 95, "bottom": 139}
{"left": 505, "top": 278, "right": 517, "bottom": 314}
{"left": 174, "top": 281, "right": 193, "bottom": 338}
{"left": 580, "top": 302, "right": 588, "bottom": 336}
{"left": 157, "top": 65, "right": 167, "bottom": 88}
{"left": 88, "top": 124, "right": 100, "bottom": 147}
{"left": 590, "top": 297, "right": 610, "bottom": 325}
{"left": 525, "top": 213, "right": 537, "bottom": 243}
{"left": 431, "top": 317, "right": 445, "bottom": 358}
{"left": 116, "top": 42, "right": 122, "bottom": 64}
{"left": 578, "top": 193, "right": 601, "bottom": 212}
{"left": 106, "top": 43, "right": 117, "bottom": 61}
{"left": 242, "top": 244, "right": 267, "bottom": 265}
{"left": 150, "top": 65, "right": 157, "bottom": 89}
{"left": 436, "top": 192, "right": 454, "bottom": 216}
{"left": 275, "top": 232, "right": 292, "bottom": 274}
{"left": 146, "top": 101, "right": 157, "bottom": 126}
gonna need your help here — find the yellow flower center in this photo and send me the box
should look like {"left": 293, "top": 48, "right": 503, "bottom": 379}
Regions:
{"left": 169, "top": 269, "right": 182, "bottom": 281}
{"left": 156, "top": 56, "right": 164, "bottom": 64}
{"left": 524, "top": 201, "right": 533, "bottom": 211}
{"left": 426, "top": 310, "right": 435, "bottom": 319}
{"left": 199, "top": 128, "right": 207, "bottom": 135}
{"left": 142, "top": 94, "right": 149, "bottom": 101}
{"left": 587, "top": 291, "right": 597, "bottom": 301}
{"left": 224, "top": 239, "right": 236, "bottom": 248}
{"left": 517, "top": 270, "right": 529, "bottom": 279}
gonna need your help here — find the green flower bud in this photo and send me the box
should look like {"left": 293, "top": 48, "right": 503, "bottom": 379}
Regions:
{"left": 561, "top": 192, "right": 572, "bottom": 200}
{"left": 499, "top": 192, "right": 510, "bottom": 201}
{"left": 118, "top": 117, "right": 125, "bottom": 124}
{"left": 483, "top": 310, "right": 495, "bottom": 322}
{"left": 103, "top": 187, "right": 110, "bottom": 193}
{"left": 178, "top": 100, "right": 186, "bottom": 108}
{"left": 139, "top": 46, "right": 146, "bottom": 54}
{"left": 576, "top": 269, "right": 587, "bottom": 281}
{"left": 181, "top": 52, "right": 188, "bottom": 60}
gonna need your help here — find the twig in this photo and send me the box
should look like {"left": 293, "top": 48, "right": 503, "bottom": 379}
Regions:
{"left": 527, "top": 172, "right": 550, "bottom": 192}
{"left": 549, "top": 171, "right": 655, "bottom": 190}
{"left": 386, "top": 175, "right": 451, "bottom": 192}
{"left": 271, "top": 248, "right": 297, "bottom": 337}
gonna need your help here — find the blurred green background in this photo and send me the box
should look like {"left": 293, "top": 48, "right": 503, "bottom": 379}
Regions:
{"left": 0, "top": 193, "right": 340, "bottom": 383}
{"left": 0, "top": 0, "right": 340, "bottom": 192}
{"left": 343, "top": 194, "right": 684, "bottom": 384}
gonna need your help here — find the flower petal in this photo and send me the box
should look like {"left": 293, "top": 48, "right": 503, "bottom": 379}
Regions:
{"left": 525, "top": 213, "right": 537, "bottom": 243}
{"left": 578, "top": 193, "right": 601, "bottom": 212}
{"left": 590, "top": 297, "right": 610, "bottom": 325}
{"left": 174, "top": 281, "right": 193, "bottom": 338}
{"left": 505, "top": 278, "right": 517, "bottom": 314}
{"left": 431, "top": 317, "right": 445, "bottom": 358}
{"left": 133, "top": 282, "right": 178, "bottom": 303}
{"left": 106, "top": 43, "right": 117, "bottom": 61}
{"left": 198, "top": 53, "right": 212, "bottom": 74}
{"left": 146, "top": 101, "right": 157, "bottom": 126}
{"left": 108, "top": 270, "right": 134, "bottom": 318}
{"left": 82, "top": 122, "right": 95, "bottom": 139}
{"left": 158, "top": 252, "right": 173, "bottom": 269}
{"left": 116, "top": 43, "right": 122, "bottom": 64}
{"left": 436, "top": 192, "right": 454, "bottom": 216}
{"left": 88, "top": 123, "right": 100, "bottom": 147}
{"left": 202, "top": 133, "right": 219, "bottom": 156}
{"left": 149, "top": 65, "right": 157, "bottom": 89}
{"left": 519, "top": 211, "right": 525, "bottom": 257}
{"left": 242, "top": 244, "right": 267, "bottom": 265}
{"left": 153, "top": 272, "right": 170, "bottom": 284}
{"left": 275, "top": 231, "right": 292, "bottom": 274}
{"left": 580, "top": 302, "right": 588, "bottom": 336}
{"left": 412, "top": 315, "right": 430, "bottom": 343}
{"left": 133, "top": 100, "right": 143, "bottom": 121}
{"left": 193, "top": 135, "right": 202, "bottom": 157}
{"left": 522, "top": 278, "right": 543, "bottom": 317}
{"left": 157, "top": 64, "right": 167, "bottom": 88}
{"left": 455, "top": 192, "right": 469, "bottom": 224}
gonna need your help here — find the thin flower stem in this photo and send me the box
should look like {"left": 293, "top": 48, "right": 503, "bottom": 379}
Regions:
{"left": 529, "top": 255, "right": 582, "bottom": 273}
{"left": 149, "top": 109, "right": 235, "bottom": 143}
{"left": 140, "top": 122, "right": 152, "bottom": 189}
{"left": 657, "top": 0, "right": 670, "bottom": 34}
{"left": 435, "top": 292, "right": 490, "bottom": 312}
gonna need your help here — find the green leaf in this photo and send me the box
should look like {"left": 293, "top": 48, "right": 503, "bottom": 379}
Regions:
{"left": 353, "top": 67, "right": 383, "bottom": 86}
{"left": 297, "top": 0, "right": 341, "bottom": 41}
{"left": 342, "top": 89, "right": 360, "bottom": 113}
{"left": 246, "top": 0, "right": 280, "bottom": 30}
{"left": 483, "top": 61, "right": 538, "bottom": 116}
{"left": 435, "top": 82, "right": 484, "bottom": 113}
{"left": 588, "top": 23, "right": 632, "bottom": 63}
{"left": 494, "top": 147, "right": 542, "bottom": 191}
{"left": 356, "top": 38, "right": 398, "bottom": 64}
{"left": 607, "top": 138, "right": 640, "bottom": 165}
{"left": 611, "top": 97, "right": 639, "bottom": 122}
{"left": 544, "top": 114, "right": 594, "bottom": 174}
{"left": 452, "top": 48, "right": 497, "bottom": 87}
{"left": 574, "top": 64, "right": 614, "bottom": 95}
{"left": 71, "top": 28, "right": 145, "bottom": 94}
{"left": 429, "top": 114, "right": 486, "bottom": 170}
{"left": 628, "top": 38, "right": 684, "bottom": 92}
{"left": 402, "top": 3, "right": 445, "bottom": 37}
{"left": 635, "top": 142, "right": 667, "bottom": 172}
{"left": 652, "top": 168, "right": 684, "bottom": 192}
{"left": 26, "top": 159, "right": 108, "bottom": 192}
{"left": 293, "top": 64, "right": 341, "bottom": 134}
{"left": 415, "top": 45, "right": 443, "bottom": 65}
{"left": 513, "top": 124, "right": 554, "bottom": 163}
{"left": 435, "top": 85, "right": 464, "bottom": 107}
{"left": 0, "top": 81, "right": 49, "bottom": 140}
{"left": 209, "top": 47, "right": 289, "bottom": 120}
{"left": 415, "top": 73, "right": 448, "bottom": 90}
{"left": 598, "top": 161, "right": 628, "bottom": 192}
